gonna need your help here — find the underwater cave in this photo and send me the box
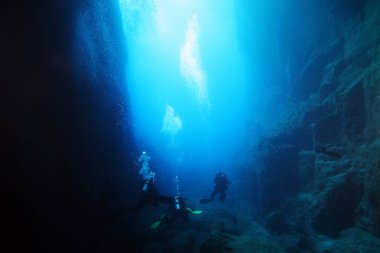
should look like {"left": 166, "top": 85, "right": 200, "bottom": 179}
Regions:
{"left": 2, "top": 0, "right": 380, "bottom": 252}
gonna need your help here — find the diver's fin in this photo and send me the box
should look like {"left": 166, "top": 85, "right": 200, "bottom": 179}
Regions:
{"left": 199, "top": 198, "right": 213, "bottom": 204}
{"left": 151, "top": 220, "right": 161, "bottom": 229}
{"left": 151, "top": 214, "right": 165, "bottom": 229}
{"left": 186, "top": 208, "right": 203, "bottom": 214}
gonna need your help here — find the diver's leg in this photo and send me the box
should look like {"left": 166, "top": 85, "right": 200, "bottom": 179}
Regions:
{"left": 158, "top": 195, "right": 173, "bottom": 204}
{"left": 130, "top": 198, "right": 146, "bottom": 212}
{"left": 211, "top": 189, "right": 217, "bottom": 200}
{"left": 220, "top": 191, "right": 226, "bottom": 201}
{"left": 182, "top": 211, "right": 189, "bottom": 223}
{"left": 165, "top": 213, "right": 174, "bottom": 225}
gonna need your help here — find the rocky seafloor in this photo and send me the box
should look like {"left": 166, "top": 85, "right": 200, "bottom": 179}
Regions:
{"left": 94, "top": 194, "right": 380, "bottom": 253}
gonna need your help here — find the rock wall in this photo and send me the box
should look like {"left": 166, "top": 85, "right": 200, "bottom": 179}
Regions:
{"left": 1, "top": 1, "right": 138, "bottom": 251}
{"left": 242, "top": 0, "right": 380, "bottom": 247}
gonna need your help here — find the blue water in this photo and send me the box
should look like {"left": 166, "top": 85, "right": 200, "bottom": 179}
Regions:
{"left": 73, "top": 0, "right": 299, "bottom": 194}
{"left": 118, "top": 0, "right": 249, "bottom": 183}
{"left": 73, "top": 0, "right": 330, "bottom": 194}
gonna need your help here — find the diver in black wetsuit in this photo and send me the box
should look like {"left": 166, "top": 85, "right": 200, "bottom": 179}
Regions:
{"left": 130, "top": 151, "right": 171, "bottom": 212}
{"left": 162, "top": 195, "right": 189, "bottom": 225}
{"left": 151, "top": 196, "right": 194, "bottom": 229}
{"left": 151, "top": 194, "right": 202, "bottom": 229}
{"left": 200, "top": 172, "right": 230, "bottom": 204}
{"left": 211, "top": 172, "right": 230, "bottom": 201}
{"left": 129, "top": 173, "right": 172, "bottom": 212}
{"left": 151, "top": 176, "right": 202, "bottom": 229}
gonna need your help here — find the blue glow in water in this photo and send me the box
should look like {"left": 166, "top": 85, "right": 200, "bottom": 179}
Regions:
{"left": 119, "top": 0, "right": 248, "bottom": 174}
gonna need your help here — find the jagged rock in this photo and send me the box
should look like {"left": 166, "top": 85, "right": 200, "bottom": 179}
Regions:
{"left": 211, "top": 218, "right": 241, "bottom": 236}
{"left": 199, "top": 238, "right": 225, "bottom": 253}
{"left": 143, "top": 242, "right": 165, "bottom": 253}
{"left": 298, "top": 151, "right": 316, "bottom": 190}
{"left": 259, "top": 144, "right": 300, "bottom": 213}
{"left": 235, "top": 214, "right": 255, "bottom": 233}
{"left": 314, "top": 157, "right": 352, "bottom": 180}
{"left": 295, "top": 38, "right": 345, "bottom": 100}
{"left": 312, "top": 172, "right": 364, "bottom": 236}
{"left": 367, "top": 140, "right": 380, "bottom": 235}
{"left": 168, "top": 229, "right": 197, "bottom": 253}
{"left": 199, "top": 232, "right": 234, "bottom": 253}
{"left": 266, "top": 211, "right": 289, "bottom": 232}
{"left": 229, "top": 225, "right": 287, "bottom": 253}
{"left": 296, "top": 235, "right": 313, "bottom": 252}
{"left": 198, "top": 204, "right": 236, "bottom": 232}
{"left": 319, "top": 58, "right": 346, "bottom": 99}
{"left": 300, "top": 100, "right": 336, "bottom": 129}
{"left": 314, "top": 114, "right": 343, "bottom": 145}
{"left": 336, "top": 80, "right": 366, "bottom": 141}
{"left": 316, "top": 228, "right": 380, "bottom": 253}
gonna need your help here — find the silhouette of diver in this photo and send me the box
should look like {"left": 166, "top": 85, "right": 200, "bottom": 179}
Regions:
{"left": 151, "top": 196, "right": 202, "bottom": 229}
{"left": 88, "top": 152, "right": 170, "bottom": 241}
{"left": 128, "top": 151, "right": 171, "bottom": 212}
{"left": 151, "top": 176, "right": 202, "bottom": 229}
{"left": 200, "top": 172, "right": 230, "bottom": 204}
{"left": 130, "top": 175, "right": 172, "bottom": 212}
{"left": 211, "top": 172, "right": 230, "bottom": 200}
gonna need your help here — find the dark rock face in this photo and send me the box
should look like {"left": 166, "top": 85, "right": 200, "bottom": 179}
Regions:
{"left": 314, "top": 114, "right": 343, "bottom": 145}
{"left": 313, "top": 172, "right": 364, "bottom": 237}
{"left": 266, "top": 211, "right": 288, "bottom": 232}
{"left": 258, "top": 143, "right": 300, "bottom": 214}
{"left": 241, "top": 0, "right": 380, "bottom": 249}
{"left": 332, "top": 0, "right": 368, "bottom": 19}
{"left": 368, "top": 150, "right": 380, "bottom": 234}
{"left": 317, "top": 228, "right": 380, "bottom": 253}
{"left": 337, "top": 81, "right": 366, "bottom": 140}
{"left": 295, "top": 38, "right": 345, "bottom": 100}
{"left": 199, "top": 237, "right": 225, "bottom": 253}
{"left": 1, "top": 1, "right": 137, "bottom": 251}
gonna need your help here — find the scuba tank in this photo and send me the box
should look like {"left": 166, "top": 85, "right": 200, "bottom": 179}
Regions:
{"left": 142, "top": 180, "right": 149, "bottom": 192}
{"left": 175, "top": 196, "right": 181, "bottom": 210}
{"left": 142, "top": 172, "right": 155, "bottom": 192}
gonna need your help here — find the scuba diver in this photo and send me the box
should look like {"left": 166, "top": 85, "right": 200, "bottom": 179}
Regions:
{"left": 200, "top": 171, "right": 230, "bottom": 204}
{"left": 130, "top": 151, "right": 171, "bottom": 212}
{"left": 211, "top": 171, "right": 230, "bottom": 200}
{"left": 151, "top": 176, "right": 202, "bottom": 229}
{"left": 89, "top": 151, "right": 170, "bottom": 240}
{"left": 138, "top": 151, "right": 151, "bottom": 178}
